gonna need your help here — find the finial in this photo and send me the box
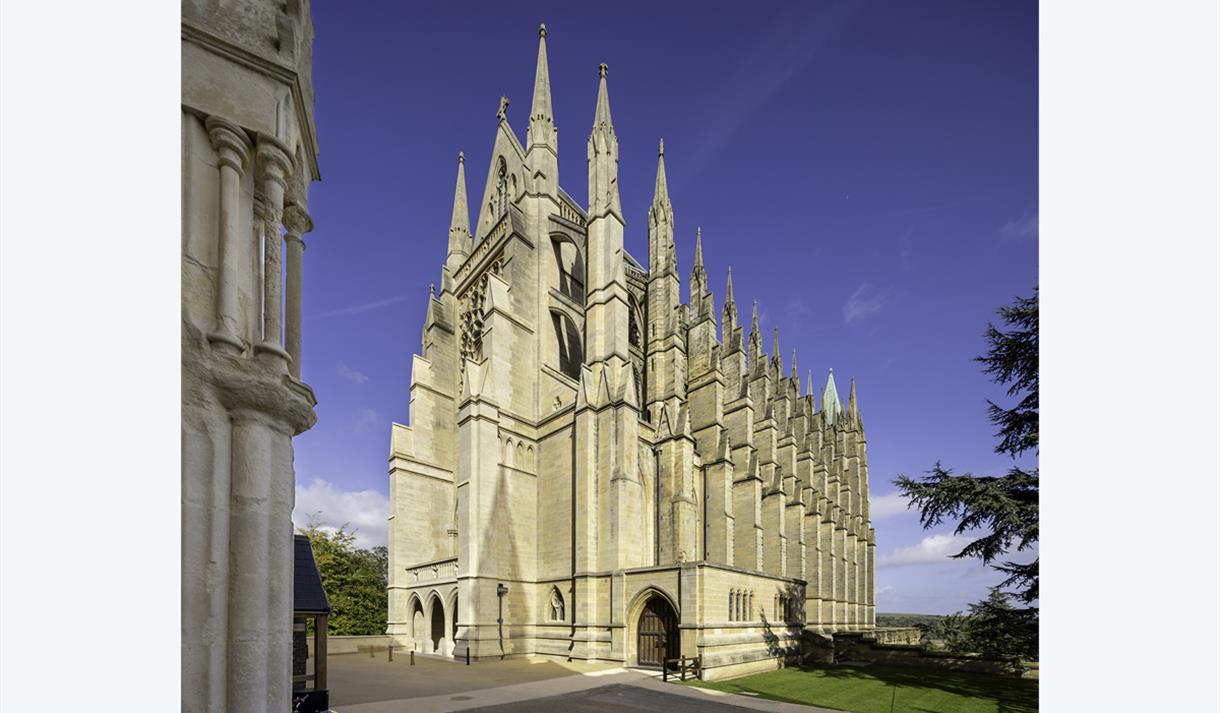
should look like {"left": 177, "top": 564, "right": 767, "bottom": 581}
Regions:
{"left": 458, "top": 151, "right": 464, "bottom": 164}
{"left": 539, "top": 23, "right": 547, "bottom": 38}
{"left": 659, "top": 138, "right": 665, "bottom": 156}
{"left": 598, "top": 63, "right": 608, "bottom": 78}
{"left": 497, "top": 96, "right": 510, "bottom": 120}
{"left": 429, "top": 283, "right": 436, "bottom": 296}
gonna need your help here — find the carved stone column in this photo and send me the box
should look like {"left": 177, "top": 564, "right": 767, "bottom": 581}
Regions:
{"left": 254, "top": 136, "right": 295, "bottom": 370}
{"left": 283, "top": 204, "right": 312, "bottom": 379}
{"left": 205, "top": 117, "right": 252, "bottom": 354}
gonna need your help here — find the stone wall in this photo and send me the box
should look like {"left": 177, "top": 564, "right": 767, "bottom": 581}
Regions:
{"left": 833, "top": 632, "right": 1023, "bottom": 676}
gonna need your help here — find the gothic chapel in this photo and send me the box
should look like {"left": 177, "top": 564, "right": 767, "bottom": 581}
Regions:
{"left": 386, "top": 26, "right": 875, "bottom": 680}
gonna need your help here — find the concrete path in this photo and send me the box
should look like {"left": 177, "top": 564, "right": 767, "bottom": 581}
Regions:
{"left": 327, "top": 654, "right": 842, "bottom": 713}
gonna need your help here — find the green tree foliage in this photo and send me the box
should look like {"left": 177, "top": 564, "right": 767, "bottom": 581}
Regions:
{"left": 894, "top": 289, "right": 1039, "bottom": 658}
{"left": 298, "top": 523, "right": 388, "bottom": 636}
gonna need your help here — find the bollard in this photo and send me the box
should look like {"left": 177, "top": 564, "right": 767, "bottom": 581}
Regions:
{"left": 466, "top": 647, "right": 470, "bottom": 665}
{"left": 388, "top": 645, "right": 393, "bottom": 662}
{"left": 663, "top": 661, "right": 668, "bottom": 682}
{"left": 410, "top": 650, "right": 415, "bottom": 666}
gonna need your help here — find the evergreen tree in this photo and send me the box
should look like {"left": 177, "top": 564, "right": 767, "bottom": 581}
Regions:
{"left": 894, "top": 289, "right": 1039, "bottom": 656}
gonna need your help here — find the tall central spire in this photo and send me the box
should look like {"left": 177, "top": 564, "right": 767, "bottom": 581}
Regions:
{"left": 587, "top": 62, "right": 621, "bottom": 218}
{"left": 527, "top": 24, "right": 556, "bottom": 154}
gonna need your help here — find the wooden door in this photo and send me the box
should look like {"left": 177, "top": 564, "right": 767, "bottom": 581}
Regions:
{"left": 636, "top": 596, "right": 678, "bottom": 668}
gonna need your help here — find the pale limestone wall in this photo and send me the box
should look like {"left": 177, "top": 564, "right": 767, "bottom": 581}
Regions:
{"left": 385, "top": 26, "right": 876, "bottom": 676}
{"left": 182, "top": 2, "right": 320, "bottom": 711}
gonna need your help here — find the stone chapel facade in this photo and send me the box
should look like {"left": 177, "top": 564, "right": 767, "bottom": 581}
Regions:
{"left": 387, "top": 26, "right": 875, "bottom": 681}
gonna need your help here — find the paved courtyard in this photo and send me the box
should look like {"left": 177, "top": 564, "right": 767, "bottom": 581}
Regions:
{"left": 324, "top": 653, "right": 840, "bottom": 713}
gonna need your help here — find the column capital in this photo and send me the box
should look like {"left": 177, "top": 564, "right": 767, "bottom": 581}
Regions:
{"left": 256, "top": 134, "right": 295, "bottom": 198}
{"left": 283, "top": 203, "right": 313, "bottom": 239}
{"left": 205, "top": 116, "right": 252, "bottom": 172}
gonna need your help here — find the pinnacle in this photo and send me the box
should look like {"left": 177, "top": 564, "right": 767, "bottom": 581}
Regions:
{"left": 694, "top": 227, "right": 704, "bottom": 268}
{"left": 725, "top": 266, "right": 735, "bottom": 304}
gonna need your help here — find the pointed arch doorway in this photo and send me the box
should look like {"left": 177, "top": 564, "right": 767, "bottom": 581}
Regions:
{"left": 636, "top": 595, "right": 679, "bottom": 668}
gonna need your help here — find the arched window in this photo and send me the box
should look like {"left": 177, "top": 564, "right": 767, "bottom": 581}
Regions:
{"left": 549, "top": 587, "right": 565, "bottom": 621}
{"left": 628, "top": 300, "right": 641, "bottom": 348}
{"left": 495, "top": 158, "right": 508, "bottom": 217}
{"left": 748, "top": 591, "right": 754, "bottom": 621}
{"left": 551, "top": 237, "right": 584, "bottom": 303}
{"left": 551, "top": 311, "right": 582, "bottom": 380}
{"left": 727, "top": 592, "right": 734, "bottom": 621}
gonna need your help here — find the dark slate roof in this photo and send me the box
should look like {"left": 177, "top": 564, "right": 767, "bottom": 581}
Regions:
{"left": 294, "top": 535, "right": 331, "bottom": 614}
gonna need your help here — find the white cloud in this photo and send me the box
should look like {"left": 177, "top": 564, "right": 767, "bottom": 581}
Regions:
{"left": 353, "top": 407, "right": 380, "bottom": 435}
{"left": 309, "top": 295, "right": 407, "bottom": 320}
{"left": 878, "top": 533, "right": 976, "bottom": 568}
{"left": 999, "top": 214, "right": 1038, "bottom": 240}
{"left": 843, "top": 283, "right": 887, "bottom": 324}
{"left": 869, "top": 491, "right": 916, "bottom": 520}
{"left": 337, "top": 361, "right": 369, "bottom": 384}
{"left": 292, "top": 477, "right": 389, "bottom": 550}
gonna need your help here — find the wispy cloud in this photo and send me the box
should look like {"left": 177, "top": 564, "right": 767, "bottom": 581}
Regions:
{"left": 843, "top": 283, "right": 887, "bottom": 324}
{"left": 999, "top": 213, "right": 1039, "bottom": 240}
{"left": 869, "top": 491, "right": 916, "bottom": 520}
{"left": 337, "top": 361, "right": 369, "bottom": 384}
{"left": 309, "top": 295, "right": 407, "bottom": 320}
{"left": 878, "top": 533, "right": 977, "bottom": 569}
{"left": 292, "top": 477, "right": 389, "bottom": 550}
{"left": 353, "top": 407, "right": 381, "bottom": 435}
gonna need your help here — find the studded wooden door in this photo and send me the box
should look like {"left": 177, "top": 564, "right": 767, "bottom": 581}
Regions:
{"left": 636, "top": 596, "right": 678, "bottom": 668}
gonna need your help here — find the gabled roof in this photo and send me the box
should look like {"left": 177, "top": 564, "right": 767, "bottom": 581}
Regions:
{"left": 294, "top": 535, "right": 331, "bottom": 614}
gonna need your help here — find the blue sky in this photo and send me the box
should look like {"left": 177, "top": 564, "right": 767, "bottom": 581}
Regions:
{"left": 291, "top": 0, "right": 1038, "bottom": 615}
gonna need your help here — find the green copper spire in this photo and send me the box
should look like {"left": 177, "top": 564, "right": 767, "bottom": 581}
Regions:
{"left": 823, "top": 368, "right": 842, "bottom": 426}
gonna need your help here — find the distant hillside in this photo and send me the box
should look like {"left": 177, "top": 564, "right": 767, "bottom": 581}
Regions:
{"left": 876, "top": 612, "right": 946, "bottom": 628}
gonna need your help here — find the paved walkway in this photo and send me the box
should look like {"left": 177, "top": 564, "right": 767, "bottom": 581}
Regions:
{"left": 326, "top": 654, "right": 842, "bottom": 713}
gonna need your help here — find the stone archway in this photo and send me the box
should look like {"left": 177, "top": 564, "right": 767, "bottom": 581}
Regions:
{"left": 631, "top": 591, "right": 679, "bottom": 668}
{"left": 409, "top": 596, "right": 425, "bottom": 651}
{"left": 428, "top": 595, "right": 445, "bottom": 654}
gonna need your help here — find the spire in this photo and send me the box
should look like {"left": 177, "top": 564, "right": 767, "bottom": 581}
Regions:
{"left": 823, "top": 368, "right": 842, "bottom": 426}
{"left": 654, "top": 139, "right": 670, "bottom": 204}
{"left": 588, "top": 63, "right": 621, "bottom": 217}
{"left": 527, "top": 24, "right": 556, "bottom": 153}
{"left": 648, "top": 138, "right": 674, "bottom": 273}
{"left": 594, "top": 63, "right": 613, "bottom": 128}
{"left": 447, "top": 151, "right": 470, "bottom": 260}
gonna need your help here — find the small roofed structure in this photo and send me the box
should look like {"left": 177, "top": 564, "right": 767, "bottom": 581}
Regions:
{"left": 292, "top": 535, "right": 331, "bottom": 713}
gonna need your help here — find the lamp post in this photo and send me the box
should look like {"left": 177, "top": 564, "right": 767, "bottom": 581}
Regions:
{"left": 496, "top": 583, "right": 508, "bottom": 660}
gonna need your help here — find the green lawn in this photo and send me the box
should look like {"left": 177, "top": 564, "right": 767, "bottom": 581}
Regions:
{"left": 687, "top": 664, "right": 1038, "bottom": 713}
